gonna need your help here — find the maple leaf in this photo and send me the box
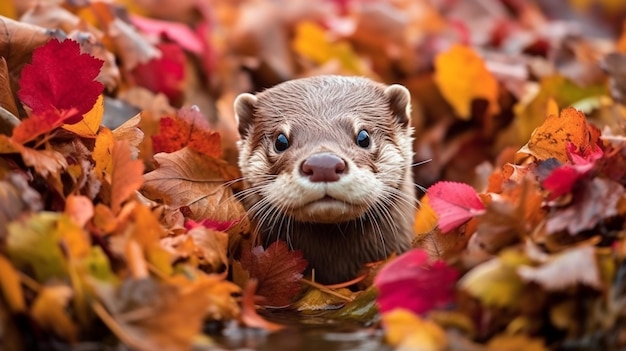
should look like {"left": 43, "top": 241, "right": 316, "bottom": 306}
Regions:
{"left": 17, "top": 38, "right": 104, "bottom": 124}
{"left": 239, "top": 241, "right": 308, "bottom": 307}
{"left": 374, "top": 249, "right": 458, "bottom": 315}
{"left": 152, "top": 107, "right": 221, "bottom": 158}
{"left": 428, "top": 181, "right": 486, "bottom": 233}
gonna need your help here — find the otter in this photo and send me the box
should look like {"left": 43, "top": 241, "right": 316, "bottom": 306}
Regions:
{"left": 234, "top": 75, "right": 416, "bottom": 284}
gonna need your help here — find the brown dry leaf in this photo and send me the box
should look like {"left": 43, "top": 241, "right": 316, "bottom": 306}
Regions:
{"left": 545, "top": 177, "right": 624, "bottom": 234}
{"left": 111, "top": 140, "right": 145, "bottom": 214}
{"left": 0, "top": 16, "right": 51, "bottom": 98}
{"left": 112, "top": 113, "right": 144, "bottom": 159}
{"left": 517, "top": 245, "right": 602, "bottom": 291}
{"left": 516, "top": 107, "right": 591, "bottom": 163}
{"left": 0, "top": 57, "right": 18, "bottom": 119}
{"left": 187, "top": 226, "right": 228, "bottom": 273}
{"left": 434, "top": 44, "right": 500, "bottom": 120}
{"left": 142, "top": 147, "right": 244, "bottom": 222}
{"left": 31, "top": 285, "right": 78, "bottom": 342}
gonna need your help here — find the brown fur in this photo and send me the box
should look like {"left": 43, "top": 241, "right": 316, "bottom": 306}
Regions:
{"left": 234, "top": 75, "right": 416, "bottom": 284}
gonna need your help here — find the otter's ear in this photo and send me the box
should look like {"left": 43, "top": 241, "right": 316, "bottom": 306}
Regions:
{"left": 383, "top": 84, "right": 412, "bottom": 127}
{"left": 234, "top": 93, "right": 258, "bottom": 138}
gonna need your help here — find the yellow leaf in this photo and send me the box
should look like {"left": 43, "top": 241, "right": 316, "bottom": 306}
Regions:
{"left": 31, "top": 285, "right": 78, "bottom": 342}
{"left": 62, "top": 94, "right": 104, "bottom": 137}
{"left": 57, "top": 215, "right": 91, "bottom": 260}
{"left": 0, "top": 255, "right": 25, "bottom": 313}
{"left": 112, "top": 113, "right": 144, "bottom": 159}
{"left": 459, "top": 250, "right": 529, "bottom": 308}
{"left": 414, "top": 195, "right": 438, "bottom": 235}
{"left": 93, "top": 127, "right": 114, "bottom": 181}
{"left": 292, "top": 21, "right": 371, "bottom": 76}
{"left": 382, "top": 309, "right": 447, "bottom": 351}
{"left": 434, "top": 44, "right": 499, "bottom": 119}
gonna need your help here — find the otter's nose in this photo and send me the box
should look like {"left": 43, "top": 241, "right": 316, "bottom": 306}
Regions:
{"left": 301, "top": 153, "right": 346, "bottom": 182}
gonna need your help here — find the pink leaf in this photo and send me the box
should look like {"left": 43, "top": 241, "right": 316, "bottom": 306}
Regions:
{"left": 374, "top": 249, "right": 458, "bottom": 314}
{"left": 428, "top": 181, "right": 485, "bottom": 233}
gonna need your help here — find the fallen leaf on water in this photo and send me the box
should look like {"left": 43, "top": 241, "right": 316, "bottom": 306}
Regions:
{"left": 241, "top": 279, "right": 284, "bottom": 332}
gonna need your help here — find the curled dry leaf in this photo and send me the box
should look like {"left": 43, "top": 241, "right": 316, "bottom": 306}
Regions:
{"left": 142, "top": 147, "right": 244, "bottom": 222}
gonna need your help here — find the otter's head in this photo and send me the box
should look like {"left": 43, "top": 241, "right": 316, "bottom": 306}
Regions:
{"left": 234, "top": 75, "right": 414, "bottom": 225}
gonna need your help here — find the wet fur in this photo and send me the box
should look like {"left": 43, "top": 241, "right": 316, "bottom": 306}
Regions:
{"left": 235, "top": 75, "right": 416, "bottom": 284}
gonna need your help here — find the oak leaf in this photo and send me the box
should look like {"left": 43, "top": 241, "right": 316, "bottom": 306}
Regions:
{"left": 152, "top": 106, "right": 221, "bottom": 157}
{"left": 17, "top": 38, "right": 104, "bottom": 124}
{"left": 374, "top": 249, "right": 458, "bottom": 315}
{"left": 434, "top": 44, "right": 499, "bottom": 119}
{"left": 239, "top": 241, "right": 308, "bottom": 307}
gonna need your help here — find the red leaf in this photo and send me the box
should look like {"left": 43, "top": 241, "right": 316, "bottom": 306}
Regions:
{"left": 542, "top": 166, "right": 581, "bottom": 201}
{"left": 11, "top": 108, "right": 77, "bottom": 144}
{"left": 239, "top": 241, "right": 308, "bottom": 307}
{"left": 185, "top": 219, "right": 239, "bottom": 232}
{"left": 428, "top": 181, "right": 485, "bottom": 233}
{"left": 131, "top": 43, "right": 185, "bottom": 103}
{"left": 374, "top": 249, "right": 458, "bottom": 314}
{"left": 17, "top": 39, "right": 104, "bottom": 124}
{"left": 152, "top": 107, "right": 221, "bottom": 157}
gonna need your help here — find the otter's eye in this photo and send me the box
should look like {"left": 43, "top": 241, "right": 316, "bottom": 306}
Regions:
{"left": 356, "top": 130, "right": 370, "bottom": 148}
{"left": 274, "top": 133, "right": 290, "bottom": 152}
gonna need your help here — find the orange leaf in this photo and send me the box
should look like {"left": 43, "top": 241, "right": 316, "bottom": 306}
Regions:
{"left": 152, "top": 107, "right": 221, "bottom": 158}
{"left": 110, "top": 140, "right": 144, "bottom": 214}
{"left": 517, "top": 107, "right": 590, "bottom": 163}
{"left": 434, "top": 44, "right": 499, "bottom": 119}
{"left": 0, "top": 255, "right": 25, "bottom": 313}
{"left": 64, "top": 194, "right": 94, "bottom": 227}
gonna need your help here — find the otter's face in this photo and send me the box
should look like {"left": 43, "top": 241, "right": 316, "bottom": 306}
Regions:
{"left": 234, "top": 76, "right": 414, "bottom": 224}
